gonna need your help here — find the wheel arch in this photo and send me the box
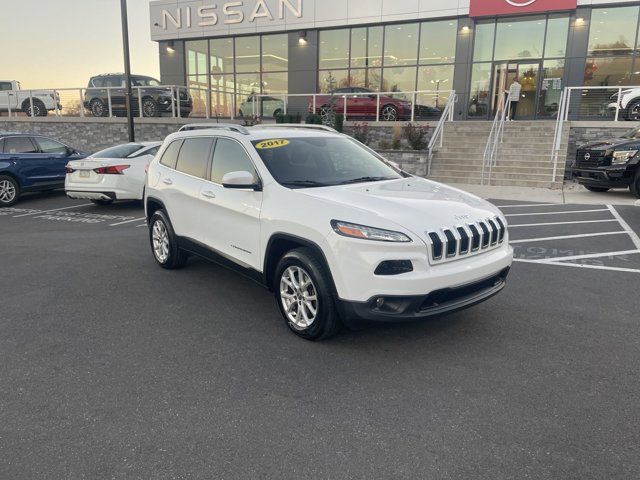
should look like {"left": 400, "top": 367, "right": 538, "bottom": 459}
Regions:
{"left": 263, "top": 233, "right": 337, "bottom": 294}
{"left": 145, "top": 196, "right": 166, "bottom": 221}
{"left": 0, "top": 170, "right": 21, "bottom": 188}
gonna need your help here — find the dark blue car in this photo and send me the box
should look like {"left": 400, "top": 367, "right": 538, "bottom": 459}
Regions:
{"left": 0, "top": 132, "right": 87, "bottom": 207}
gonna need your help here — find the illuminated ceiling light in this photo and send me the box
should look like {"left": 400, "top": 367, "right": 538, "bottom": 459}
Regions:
{"left": 166, "top": 40, "right": 175, "bottom": 53}
{"left": 576, "top": 17, "right": 585, "bottom": 24}
{"left": 461, "top": 25, "right": 470, "bottom": 33}
{"left": 298, "top": 30, "right": 307, "bottom": 45}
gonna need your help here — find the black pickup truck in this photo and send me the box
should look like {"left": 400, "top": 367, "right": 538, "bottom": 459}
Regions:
{"left": 573, "top": 127, "right": 640, "bottom": 198}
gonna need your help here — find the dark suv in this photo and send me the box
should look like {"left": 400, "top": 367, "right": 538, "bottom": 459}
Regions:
{"left": 573, "top": 127, "right": 640, "bottom": 198}
{"left": 83, "top": 74, "right": 192, "bottom": 118}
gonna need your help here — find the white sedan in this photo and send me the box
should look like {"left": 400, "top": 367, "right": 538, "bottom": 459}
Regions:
{"left": 65, "top": 142, "right": 161, "bottom": 205}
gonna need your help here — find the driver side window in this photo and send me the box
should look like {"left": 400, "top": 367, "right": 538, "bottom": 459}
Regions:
{"left": 35, "top": 137, "right": 68, "bottom": 154}
{"left": 210, "top": 138, "right": 257, "bottom": 184}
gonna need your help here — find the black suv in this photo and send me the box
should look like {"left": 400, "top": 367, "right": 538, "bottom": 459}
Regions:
{"left": 573, "top": 127, "right": 640, "bottom": 198}
{"left": 83, "top": 74, "right": 192, "bottom": 118}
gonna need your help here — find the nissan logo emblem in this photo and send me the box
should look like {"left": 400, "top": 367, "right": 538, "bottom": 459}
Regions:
{"left": 584, "top": 153, "right": 591, "bottom": 160}
{"left": 506, "top": 0, "right": 536, "bottom": 6}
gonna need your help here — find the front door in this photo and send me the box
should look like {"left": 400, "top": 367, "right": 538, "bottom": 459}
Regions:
{"left": 491, "top": 61, "right": 541, "bottom": 119}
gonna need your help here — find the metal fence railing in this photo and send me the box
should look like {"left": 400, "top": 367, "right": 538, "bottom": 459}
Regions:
{"left": 560, "top": 86, "right": 640, "bottom": 122}
{"left": 0, "top": 86, "right": 453, "bottom": 123}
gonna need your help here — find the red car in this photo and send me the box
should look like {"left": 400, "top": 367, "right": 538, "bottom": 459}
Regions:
{"left": 309, "top": 87, "right": 415, "bottom": 121}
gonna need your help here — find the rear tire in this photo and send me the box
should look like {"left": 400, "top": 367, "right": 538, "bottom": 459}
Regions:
{"left": 630, "top": 169, "right": 640, "bottom": 198}
{"left": 90, "top": 98, "right": 107, "bottom": 117}
{"left": 0, "top": 175, "right": 19, "bottom": 207}
{"left": 149, "top": 210, "right": 187, "bottom": 269}
{"left": 381, "top": 104, "right": 398, "bottom": 121}
{"left": 274, "top": 247, "right": 341, "bottom": 340}
{"left": 142, "top": 98, "right": 159, "bottom": 117}
{"left": 22, "top": 99, "right": 47, "bottom": 117}
{"left": 626, "top": 100, "right": 640, "bottom": 121}
{"left": 90, "top": 199, "right": 113, "bottom": 206}
{"left": 584, "top": 185, "right": 610, "bottom": 193}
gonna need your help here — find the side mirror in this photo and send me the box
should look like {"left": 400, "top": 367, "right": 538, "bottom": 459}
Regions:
{"left": 65, "top": 147, "right": 75, "bottom": 156}
{"left": 221, "top": 171, "right": 260, "bottom": 190}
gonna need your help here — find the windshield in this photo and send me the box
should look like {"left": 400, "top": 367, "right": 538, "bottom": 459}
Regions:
{"left": 621, "top": 127, "right": 640, "bottom": 139}
{"left": 92, "top": 144, "right": 144, "bottom": 158}
{"left": 251, "top": 137, "right": 403, "bottom": 188}
{"left": 132, "top": 76, "right": 161, "bottom": 87}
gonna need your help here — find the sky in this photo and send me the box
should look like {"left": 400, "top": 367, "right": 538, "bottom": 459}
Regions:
{"left": 2, "top": 0, "right": 159, "bottom": 89}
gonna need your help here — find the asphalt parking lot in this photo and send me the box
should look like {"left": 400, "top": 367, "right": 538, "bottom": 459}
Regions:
{"left": 1, "top": 192, "right": 639, "bottom": 479}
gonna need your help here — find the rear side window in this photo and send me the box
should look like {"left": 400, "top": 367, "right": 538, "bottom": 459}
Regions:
{"left": 159, "top": 141, "right": 182, "bottom": 169}
{"left": 4, "top": 137, "right": 38, "bottom": 154}
{"left": 175, "top": 138, "right": 213, "bottom": 178}
{"left": 35, "top": 137, "right": 68, "bottom": 154}
{"left": 210, "top": 138, "right": 256, "bottom": 183}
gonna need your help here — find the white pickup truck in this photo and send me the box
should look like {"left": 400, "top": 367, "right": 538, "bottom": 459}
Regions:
{"left": 0, "top": 80, "right": 61, "bottom": 116}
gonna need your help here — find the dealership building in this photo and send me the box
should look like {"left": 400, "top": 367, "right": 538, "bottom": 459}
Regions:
{"left": 150, "top": 0, "right": 640, "bottom": 120}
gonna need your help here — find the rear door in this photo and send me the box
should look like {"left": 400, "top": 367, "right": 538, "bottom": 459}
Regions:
{"left": 33, "top": 137, "right": 71, "bottom": 185}
{"left": 201, "top": 137, "right": 263, "bottom": 270}
{"left": 3, "top": 136, "right": 55, "bottom": 188}
{"left": 157, "top": 137, "right": 214, "bottom": 242}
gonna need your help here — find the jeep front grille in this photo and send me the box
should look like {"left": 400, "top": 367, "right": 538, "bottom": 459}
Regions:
{"left": 426, "top": 217, "right": 507, "bottom": 263}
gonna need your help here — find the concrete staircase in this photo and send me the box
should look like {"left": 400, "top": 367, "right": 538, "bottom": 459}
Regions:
{"left": 427, "top": 121, "right": 569, "bottom": 189}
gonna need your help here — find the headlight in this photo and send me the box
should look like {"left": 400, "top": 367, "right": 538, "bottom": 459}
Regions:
{"left": 612, "top": 150, "right": 637, "bottom": 164}
{"left": 331, "top": 220, "right": 411, "bottom": 242}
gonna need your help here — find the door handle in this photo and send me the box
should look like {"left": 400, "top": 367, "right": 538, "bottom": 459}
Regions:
{"left": 162, "top": 178, "right": 173, "bottom": 185}
{"left": 201, "top": 190, "right": 216, "bottom": 199}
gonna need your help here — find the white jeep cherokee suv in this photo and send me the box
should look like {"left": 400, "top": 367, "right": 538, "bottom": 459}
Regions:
{"left": 145, "top": 124, "right": 512, "bottom": 340}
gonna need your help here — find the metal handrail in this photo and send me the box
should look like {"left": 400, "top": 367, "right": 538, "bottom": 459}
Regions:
{"left": 550, "top": 89, "right": 567, "bottom": 183}
{"left": 427, "top": 92, "right": 456, "bottom": 175}
{"left": 482, "top": 91, "right": 511, "bottom": 186}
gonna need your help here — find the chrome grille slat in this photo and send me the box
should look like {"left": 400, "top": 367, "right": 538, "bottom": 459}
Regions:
{"left": 427, "top": 216, "right": 507, "bottom": 264}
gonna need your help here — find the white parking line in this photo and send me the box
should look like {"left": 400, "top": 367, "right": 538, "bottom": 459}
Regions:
{"left": 109, "top": 217, "right": 146, "bottom": 227}
{"left": 514, "top": 258, "right": 640, "bottom": 274}
{"left": 508, "top": 219, "right": 618, "bottom": 228}
{"left": 533, "top": 249, "right": 640, "bottom": 263}
{"left": 136, "top": 224, "right": 147, "bottom": 228}
{"left": 504, "top": 208, "right": 610, "bottom": 217}
{"left": 498, "top": 203, "right": 556, "bottom": 208}
{"left": 510, "top": 231, "right": 627, "bottom": 244}
{"left": 13, "top": 203, "right": 93, "bottom": 217}
{"left": 607, "top": 205, "right": 640, "bottom": 250}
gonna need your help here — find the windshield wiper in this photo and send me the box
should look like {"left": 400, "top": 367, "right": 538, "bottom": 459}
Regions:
{"left": 280, "top": 180, "right": 329, "bottom": 188}
{"left": 337, "top": 176, "right": 395, "bottom": 185}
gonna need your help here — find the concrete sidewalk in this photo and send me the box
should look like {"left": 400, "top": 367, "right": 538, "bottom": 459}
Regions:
{"left": 450, "top": 181, "right": 640, "bottom": 206}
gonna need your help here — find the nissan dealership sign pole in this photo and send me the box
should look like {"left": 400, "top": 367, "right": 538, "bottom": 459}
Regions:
{"left": 120, "top": 0, "right": 135, "bottom": 142}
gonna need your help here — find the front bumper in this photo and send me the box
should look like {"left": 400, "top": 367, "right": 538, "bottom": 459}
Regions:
{"left": 572, "top": 167, "right": 633, "bottom": 187}
{"left": 337, "top": 267, "right": 510, "bottom": 323}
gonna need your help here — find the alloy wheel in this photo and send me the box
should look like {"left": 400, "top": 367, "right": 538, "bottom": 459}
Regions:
{"left": 152, "top": 220, "right": 170, "bottom": 263}
{"left": 381, "top": 105, "right": 397, "bottom": 121}
{"left": 279, "top": 266, "right": 318, "bottom": 329}
{"left": 142, "top": 99, "right": 157, "bottom": 117}
{"left": 0, "top": 180, "right": 16, "bottom": 203}
{"left": 631, "top": 104, "right": 640, "bottom": 121}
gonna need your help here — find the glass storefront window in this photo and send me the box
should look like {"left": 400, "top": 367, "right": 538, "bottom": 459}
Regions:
{"left": 419, "top": 20, "right": 457, "bottom": 64}
{"left": 538, "top": 59, "right": 564, "bottom": 117}
{"left": 319, "top": 70, "right": 350, "bottom": 93}
{"left": 368, "top": 27, "right": 383, "bottom": 68}
{"left": 473, "top": 22, "right": 495, "bottom": 62}
{"left": 589, "top": 6, "right": 639, "bottom": 56}
{"left": 210, "top": 74, "right": 235, "bottom": 117}
{"left": 209, "top": 38, "right": 233, "bottom": 75}
{"left": 494, "top": 16, "right": 545, "bottom": 60}
{"left": 544, "top": 17, "right": 569, "bottom": 58}
{"left": 350, "top": 27, "right": 384, "bottom": 69}
{"left": 382, "top": 66, "right": 417, "bottom": 94}
{"left": 262, "top": 72, "right": 288, "bottom": 95}
{"left": 186, "top": 40, "right": 208, "bottom": 79}
{"left": 468, "top": 63, "right": 492, "bottom": 117}
{"left": 319, "top": 29, "right": 350, "bottom": 69}
{"left": 262, "top": 34, "right": 288, "bottom": 72}
{"left": 584, "top": 56, "right": 634, "bottom": 86}
{"left": 350, "top": 68, "right": 382, "bottom": 91}
{"left": 384, "top": 23, "right": 419, "bottom": 66}
{"left": 417, "top": 65, "right": 454, "bottom": 107}
{"left": 235, "top": 36, "right": 260, "bottom": 73}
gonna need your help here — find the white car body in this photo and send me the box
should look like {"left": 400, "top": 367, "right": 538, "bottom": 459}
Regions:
{"left": 144, "top": 125, "right": 512, "bottom": 331}
{"left": 239, "top": 96, "right": 284, "bottom": 118}
{"left": 66, "top": 142, "right": 161, "bottom": 202}
{"left": 0, "top": 80, "right": 59, "bottom": 115}
{"left": 608, "top": 88, "right": 640, "bottom": 119}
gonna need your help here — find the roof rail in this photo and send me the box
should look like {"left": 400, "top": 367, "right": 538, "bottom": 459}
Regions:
{"left": 178, "top": 123, "right": 250, "bottom": 135}
{"left": 251, "top": 124, "right": 337, "bottom": 133}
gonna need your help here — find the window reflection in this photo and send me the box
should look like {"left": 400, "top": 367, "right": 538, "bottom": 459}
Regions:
{"left": 382, "top": 66, "right": 417, "bottom": 94}
{"left": 319, "top": 29, "right": 350, "bottom": 69}
{"left": 417, "top": 65, "right": 454, "bottom": 108}
{"left": 262, "top": 34, "right": 288, "bottom": 72}
{"left": 473, "top": 23, "right": 495, "bottom": 62}
{"left": 235, "top": 36, "right": 260, "bottom": 73}
{"left": 589, "top": 6, "right": 639, "bottom": 56}
{"left": 468, "top": 63, "right": 492, "bottom": 117}
{"left": 494, "top": 16, "right": 545, "bottom": 60}
{"left": 209, "top": 38, "right": 234, "bottom": 75}
{"left": 384, "top": 23, "right": 419, "bottom": 66}
{"left": 544, "top": 17, "right": 569, "bottom": 58}
{"left": 419, "top": 20, "right": 457, "bottom": 64}
{"left": 319, "top": 70, "right": 350, "bottom": 93}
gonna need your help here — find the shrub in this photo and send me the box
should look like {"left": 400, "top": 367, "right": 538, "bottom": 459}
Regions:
{"left": 378, "top": 140, "right": 391, "bottom": 150}
{"left": 350, "top": 122, "right": 370, "bottom": 145}
{"left": 334, "top": 113, "right": 344, "bottom": 133}
{"left": 402, "top": 123, "right": 429, "bottom": 150}
{"left": 242, "top": 114, "right": 261, "bottom": 126}
{"left": 391, "top": 138, "right": 402, "bottom": 150}
{"left": 305, "top": 113, "right": 322, "bottom": 124}
{"left": 275, "top": 113, "right": 302, "bottom": 124}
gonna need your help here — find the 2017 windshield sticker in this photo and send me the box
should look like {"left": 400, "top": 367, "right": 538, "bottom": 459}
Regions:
{"left": 255, "top": 139, "right": 290, "bottom": 149}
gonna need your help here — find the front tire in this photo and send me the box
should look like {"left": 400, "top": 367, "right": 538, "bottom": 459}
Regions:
{"left": 630, "top": 169, "right": 640, "bottom": 198}
{"left": 0, "top": 175, "right": 19, "bottom": 207}
{"left": 149, "top": 210, "right": 187, "bottom": 269}
{"left": 274, "top": 247, "right": 341, "bottom": 340}
{"left": 584, "top": 185, "right": 610, "bottom": 193}
{"left": 90, "top": 98, "right": 107, "bottom": 117}
{"left": 142, "top": 98, "right": 159, "bottom": 117}
{"left": 626, "top": 100, "right": 640, "bottom": 121}
{"left": 381, "top": 104, "right": 398, "bottom": 121}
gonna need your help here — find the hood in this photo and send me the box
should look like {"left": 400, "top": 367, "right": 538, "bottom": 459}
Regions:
{"left": 298, "top": 177, "right": 501, "bottom": 240}
{"left": 579, "top": 138, "right": 640, "bottom": 151}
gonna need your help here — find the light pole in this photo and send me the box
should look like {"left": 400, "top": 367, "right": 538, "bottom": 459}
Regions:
{"left": 120, "top": 0, "right": 134, "bottom": 142}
